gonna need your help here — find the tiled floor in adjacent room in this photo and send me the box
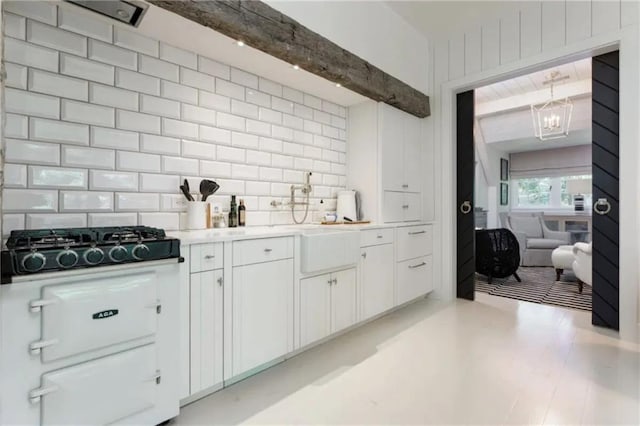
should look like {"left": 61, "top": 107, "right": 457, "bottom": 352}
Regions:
{"left": 176, "top": 293, "right": 640, "bottom": 425}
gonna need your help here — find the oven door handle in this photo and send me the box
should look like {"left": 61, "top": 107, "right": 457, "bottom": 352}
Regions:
{"left": 29, "top": 338, "right": 59, "bottom": 355}
{"left": 29, "top": 298, "right": 58, "bottom": 313}
{"left": 29, "top": 385, "right": 59, "bottom": 404}
{"left": 146, "top": 299, "right": 162, "bottom": 314}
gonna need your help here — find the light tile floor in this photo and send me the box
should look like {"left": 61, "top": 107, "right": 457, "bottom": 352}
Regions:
{"left": 176, "top": 292, "right": 640, "bottom": 425}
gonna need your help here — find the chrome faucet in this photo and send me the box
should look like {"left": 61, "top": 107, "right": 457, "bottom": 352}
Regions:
{"left": 289, "top": 171, "right": 312, "bottom": 206}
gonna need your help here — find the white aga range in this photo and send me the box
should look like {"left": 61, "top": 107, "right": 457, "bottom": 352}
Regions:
{"left": 0, "top": 226, "right": 182, "bottom": 425}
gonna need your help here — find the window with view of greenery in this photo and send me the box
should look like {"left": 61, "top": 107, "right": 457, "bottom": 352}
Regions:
{"left": 514, "top": 175, "right": 592, "bottom": 208}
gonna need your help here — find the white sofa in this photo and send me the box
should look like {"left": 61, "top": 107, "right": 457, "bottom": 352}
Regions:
{"left": 572, "top": 242, "right": 592, "bottom": 293}
{"left": 500, "top": 212, "right": 571, "bottom": 266}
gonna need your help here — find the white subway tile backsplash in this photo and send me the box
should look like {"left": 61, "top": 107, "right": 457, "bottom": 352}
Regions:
{"left": 272, "top": 97, "right": 295, "bottom": 115}
{"left": 259, "top": 108, "right": 282, "bottom": 125}
{"left": 246, "top": 119, "right": 271, "bottom": 137}
{"left": 232, "top": 132, "right": 259, "bottom": 149}
{"left": 4, "top": 12, "right": 26, "bottom": 39}
{"left": 331, "top": 115, "right": 347, "bottom": 130}
{"left": 314, "top": 160, "right": 332, "bottom": 173}
{"left": 322, "top": 125, "right": 341, "bottom": 139}
{"left": 62, "top": 100, "right": 115, "bottom": 127}
{"left": 140, "top": 95, "right": 181, "bottom": 118}
{"left": 216, "top": 112, "right": 245, "bottom": 131}
{"left": 216, "top": 79, "right": 245, "bottom": 101}
{"left": 314, "top": 134, "right": 332, "bottom": 149}
{"left": 140, "top": 174, "right": 180, "bottom": 192}
{"left": 5, "top": 1, "right": 57, "bottom": 25}
{"left": 88, "top": 40, "right": 137, "bottom": 70}
{"left": 181, "top": 68, "right": 215, "bottom": 92}
{"left": 304, "top": 120, "right": 322, "bottom": 135}
{"left": 27, "top": 20, "right": 86, "bottom": 56}
{"left": 245, "top": 89, "right": 271, "bottom": 108}
{"left": 88, "top": 213, "right": 137, "bottom": 227}
{"left": 200, "top": 160, "right": 231, "bottom": 178}
{"left": 116, "top": 69, "right": 160, "bottom": 96}
{"left": 60, "top": 191, "right": 113, "bottom": 212}
{"left": 294, "top": 103, "right": 313, "bottom": 120}
{"left": 5, "top": 139, "right": 60, "bottom": 166}
{"left": 5, "top": 62, "right": 27, "bottom": 89}
{"left": 162, "top": 118, "right": 199, "bottom": 139}
{"left": 259, "top": 137, "right": 283, "bottom": 153}
{"left": 160, "top": 43, "right": 197, "bottom": 69}
{"left": 323, "top": 149, "right": 340, "bottom": 163}
{"left": 313, "top": 110, "right": 332, "bottom": 125}
{"left": 27, "top": 213, "right": 87, "bottom": 229}
{"left": 231, "top": 99, "right": 259, "bottom": 119}
{"left": 116, "top": 110, "right": 161, "bottom": 134}
{"left": 198, "top": 56, "right": 230, "bottom": 79}
{"left": 116, "top": 193, "right": 159, "bottom": 211}
{"left": 332, "top": 163, "right": 346, "bottom": 174}
{"left": 5, "top": 114, "right": 29, "bottom": 139}
{"left": 3, "top": 188, "right": 58, "bottom": 212}
{"left": 303, "top": 94, "right": 322, "bottom": 109}
{"left": 232, "top": 164, "right": 259, "bottom": 180}
{"left": 4, "top": 37, "right": 58, "bottom": 71}
{"left": 322, "top": 101, "right": 346, "bottom": 117}
{"left": 200, "top": 91, "right": 231, "bottom": 112}
{"left": 259, "top": 167, "right": 283, "bottom": 182}
{"left": 294, "top": 130, "right": 313, "bottom": 145}
{"left": 139, "top": 55, "right": 179, "bottom": 82}
{"left": 282, "top": 87, "right": 304, "bottom": 104}
{"left": 304, "top": 145, "right": 322, "bottom": 159}
{"left": 61, "top": 54, "right": 114, "bottom": 85}
{"left": 294, "top": 158, "right": 313, "bottom": 170}
{"left": 162, "top": 81, "right": 198, "bottom": 104}
{"left": 283, "top": 114, "right": 304, "bottom": 130}
{"left": 62, "top": 145, "right": 115, "bottom": 169}
{"left": 258, "top": 78, "right": 282, "bottom": 97}
{"left": 30, "top": 117, "right": 89, "bottom": 145}
{"left": 29, "top": 166, "right": 87, "bottom": 189}
{"left": 181, "top": 104, "right": 216, "bottom": 125}
{"left": 283, "top": 142, "right": 304, "bottom": 156}
{"left": 140, "top": 134, "right": 181, "bottom": 156}
{"left": 90, "top": 170, "right": 138, "bottom": 191}
{"left": 138, "top": 212, "right": 179, "bottom": 230}
{"left": 272, "top": 125, "right": 293, "bottom": 141}
{"left": 323, "top": 174, "right": 341, "bottom": 186}
{"left": 246, "top": 150, "right": 271, "bottom": 166}
{"left": 246, "top": 182, "right": 271, "bottom": 196}
{"left": 331, "top": 139, "right": 346, "bottom": 153}
{"left": 91, "top": 127, "right": 139, "bottom": 151}
{"left": 4, "top": 164, "right": 27, "bottom": 188}
{"left": 58, "top": 6, "right": 112, "bottom": 42}
{"left": 89, "top": 83, "right": 139, "bottom": 111}
{"left": 162, "top": 156, "right": 199, "bottom": 175}
{"left": 231, "top": 68, "right": 258, "bottom": 89}
{"left": 271, "top": 154, "right": 294, "bottom": 169}
{"left": 182, "top": 140, "right": 216, "bottom": 160}
{"left": 283, "top": 169, "right": 303, "bottom": 183}
{"left": 200, "top": 125, "right": 231, "bottom": 145}
{"left": 114, "top": 27, "right": 158, "bottom": 56}
{"left": 215, "top": 179, "right": 245, "bottom": 195}
{"left": 217, "top": 146, "right": 245, "bottom": 163}
{"left": 29, "top": 68, "right": 88, "bottom": 100}
{"left": 5, "top": 88, "right": 59, "bottom": 119}
{"left": 4, "top": 214, "right": 25, "bottom": 234}
{"left": 270, "top": 183, "right": 290, "bottom": 197}
{"left": 117, "top": 151, "right": 161, "bottom": 173}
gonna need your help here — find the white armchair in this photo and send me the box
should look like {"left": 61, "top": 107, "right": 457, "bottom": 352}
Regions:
{"left": 572, "top": 242, "right": 592, "bottom": 293}
{"left": 501, "top": 212, "right": 571, "bottom": 266}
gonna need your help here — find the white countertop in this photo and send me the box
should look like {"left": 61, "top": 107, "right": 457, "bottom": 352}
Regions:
{"left": 167, "top": 222, "right": 429, "bottom": 245}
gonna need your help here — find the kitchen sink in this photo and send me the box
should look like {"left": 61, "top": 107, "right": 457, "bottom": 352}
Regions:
{"left": 299, "top": 228, "right": 360, "bottom": 273}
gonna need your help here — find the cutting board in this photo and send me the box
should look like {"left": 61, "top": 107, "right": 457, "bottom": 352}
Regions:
{"left": 320, "top": 220, "right": 371, "bottom": 225}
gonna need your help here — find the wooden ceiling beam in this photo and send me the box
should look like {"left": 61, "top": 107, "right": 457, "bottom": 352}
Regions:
{"left": 147, "top": 0, "right": 430, "bottom": 118}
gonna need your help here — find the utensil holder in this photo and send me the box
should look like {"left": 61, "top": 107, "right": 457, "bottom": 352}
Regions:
{"left": 187, "top": 201, "right": 208, "bottom": 230}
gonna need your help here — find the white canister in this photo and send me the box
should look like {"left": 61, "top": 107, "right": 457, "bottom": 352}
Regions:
{"left": 186, "top": 201, "right": 208, "bottom": 230}
{"left": 336, "top": 190, "right": 357, "bottom": 221}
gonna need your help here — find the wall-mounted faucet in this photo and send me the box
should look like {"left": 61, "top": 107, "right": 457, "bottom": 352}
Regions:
{"left": 290, "top": 171, "right": 312, "bottom": 205}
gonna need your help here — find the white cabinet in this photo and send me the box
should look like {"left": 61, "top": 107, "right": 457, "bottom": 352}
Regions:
{"left": 231, "top": 258, "right": 294, "bottom": 378}
{"left": 360, "top": 243, "right": 395, "bottom": 321}
{"left": 395, "top": 225, "right": 433, "bottom": 306}
{"left": 300, "top": 268, "right": 357, "bottom": 347}
{"left": 190, "top": 269, "right": 223, "bottom": 394}
{"left": 348, "top": 101, "right": 427, "bottom": 223}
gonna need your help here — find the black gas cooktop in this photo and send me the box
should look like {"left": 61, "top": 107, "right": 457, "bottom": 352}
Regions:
{"left": 1, "top": 226, "right": 181, "bottom": 283}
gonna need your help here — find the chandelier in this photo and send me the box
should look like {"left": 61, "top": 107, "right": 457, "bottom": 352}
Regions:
{"left": 531, "top": 71, "right": 573, "bottom": 141}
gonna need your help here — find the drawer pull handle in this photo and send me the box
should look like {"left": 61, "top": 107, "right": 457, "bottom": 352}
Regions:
{"left": 409, "top": 231, "right": 426, "bottom": 235}
{"left": 376, "top": 235, "right": 383, "bottom": 239}
{"left": 362, "top": 252, "right": 367, "bottom": 259}
{"left": 333, "top": 278, "right": 338, "bottom": 285}
{"left": 204, "top": 255, "right": 215, "bottom": 259}
{"left": 29, "top": 385, "right": 59, "bottom": 404}
{"left": 402, "top": 205, "right": 409, "bottom": 209}
{"left": 264, "top": 248, "right": 273, "bottom": 253}
{"left": 402, "top": 184, "right": 409, "bottom": 188}
{"left": 217, "top": 276, "right": 223, "bottom": 287}
{"left": 147, "top": 370, "right": 162, "bottom": 385}
{"left": 328, "top": 279, "right": 333, "bottom": 285}
{"left": 409, "top": 262, "right": 427, "bottom": 269}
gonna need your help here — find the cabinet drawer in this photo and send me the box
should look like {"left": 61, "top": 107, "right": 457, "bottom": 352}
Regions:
{"left": 233, "top": 236, "right": 294, "bottom": 266}
{"left": 360, "top": 228, "right": 394, "bottom": 247}
{"left": 396, "top": 225, "right": 432, "bottom": 261}
{"left": 190, "top": 243, "right": 223, "bottom": 272}
{"left": 396, "top": 255, "right": 433, "bottom": 306}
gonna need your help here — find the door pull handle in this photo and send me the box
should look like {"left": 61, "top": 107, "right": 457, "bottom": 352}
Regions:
{"left": 460, "top": 201, "right": 472, "bottom": 214}
{"left": 409, "top": 262, "right": 427, "bottom": 269}
{"left": 593, "top": 198, "right": 611, "bottom": 215}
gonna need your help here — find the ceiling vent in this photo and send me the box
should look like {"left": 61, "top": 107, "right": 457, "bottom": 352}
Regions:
{"left": 66, "top": 1, "right": 148, "bottom": 27}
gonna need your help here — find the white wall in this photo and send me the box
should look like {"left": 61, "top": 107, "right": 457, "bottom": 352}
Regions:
{"left": 429, "top": 0, "right": 640, "bottom": 338}
{"left": 475, "top": 144, "right": 508, "bottom": 227}
{"left": 265, "top": 0, "right": 430, "bottom": 95}
{"left": 1, "top": 1, "right": 349, "bottom": 234}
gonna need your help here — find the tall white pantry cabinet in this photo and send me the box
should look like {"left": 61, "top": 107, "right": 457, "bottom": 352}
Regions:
{"left": 347, "top": 101, "right": 434, "bottom": 224}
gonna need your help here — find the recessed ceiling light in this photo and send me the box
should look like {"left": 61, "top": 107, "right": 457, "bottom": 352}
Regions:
{"left": 292, "top": 65, "right": 300, "bottom": 70}
{"left": 335, "top": 83, "right": 342, "bottom": 88}
{"left": 236, "top": 40, "right": 245, "bottom": 47}
{"left": 116, "top": 9, "right": 130, "bottom": 19}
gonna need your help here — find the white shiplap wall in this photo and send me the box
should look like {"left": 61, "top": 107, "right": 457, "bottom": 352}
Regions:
{"left": 0, "top": 1, "right": 349, "bottom": 234}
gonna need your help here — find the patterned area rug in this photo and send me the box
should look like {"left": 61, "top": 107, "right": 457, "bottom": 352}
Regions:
{"left": 475, "top": 267, "right": 592, "bottom": 311}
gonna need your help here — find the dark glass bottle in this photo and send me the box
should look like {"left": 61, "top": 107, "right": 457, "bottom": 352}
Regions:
{"left": 238, "top": 199, "right": 246, "bottom": 226}
{"left": 229, "top": 195, "right": 238, "bottom": 228}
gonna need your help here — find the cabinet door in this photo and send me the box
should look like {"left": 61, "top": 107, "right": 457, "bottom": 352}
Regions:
{"left": 403, "top": 192, "right": 423, "bottom": 222}
{"left": 232, "top": 259, "right": 294, "bottom": 377}
{"left": 299, "top": 274, "right": 331, "bottom": 347}
{"left": 382, "top": 191, "right": 405, "bottom": 223}
{"left": 396, "top": 255, "right": 433, "bottom": 306}
{"left": 380, "top": 104, "right": 405, "bottom": 192}
{"left": 190, "top": 269, "right": 223, "bottom": 394}
{"left": 403, "top": 115, "right": 423, "bottom": 193}
{"left": 360, "top": 244, "right": 395, "bottom": 321}
{"left": 331, "top": 268, "right": 357, "bottom": 334}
